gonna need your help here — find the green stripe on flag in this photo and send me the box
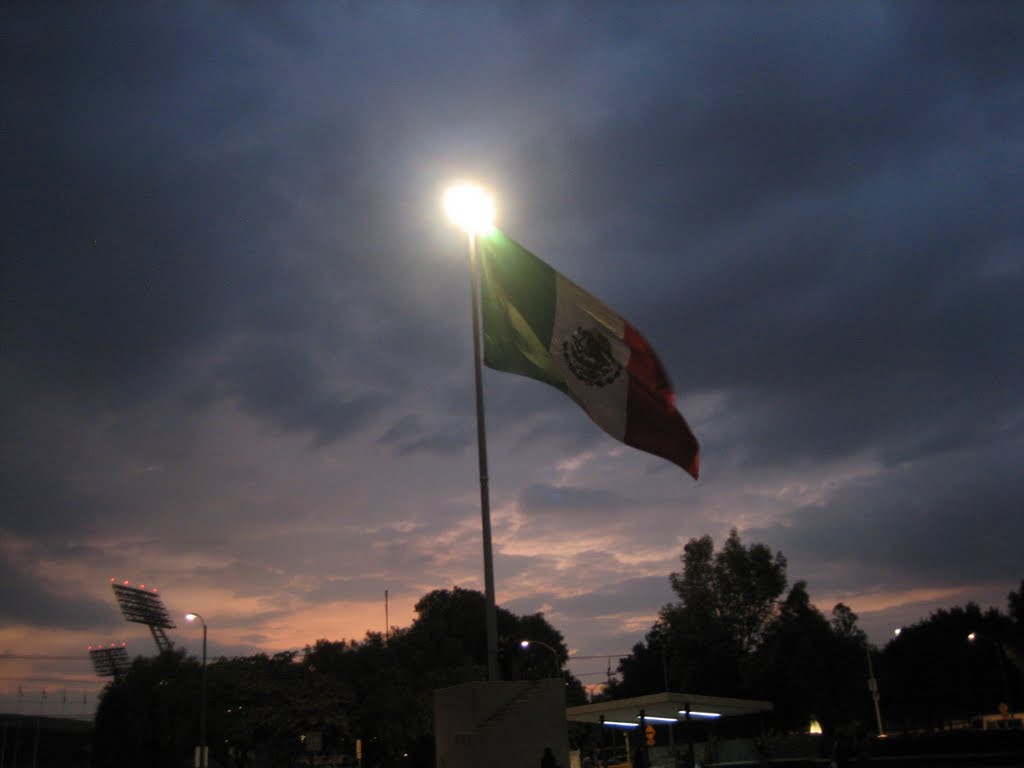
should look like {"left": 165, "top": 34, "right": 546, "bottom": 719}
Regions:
{"left": 479, "top": 229, "right": 567, "bottom": 392}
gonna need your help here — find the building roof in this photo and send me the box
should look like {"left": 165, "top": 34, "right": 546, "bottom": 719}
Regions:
{"left": 566, "top": 691, "right": 773, "bottom": 725}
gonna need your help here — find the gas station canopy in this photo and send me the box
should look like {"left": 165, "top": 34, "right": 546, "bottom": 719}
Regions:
{"left": 567, "top": 691, "right": 772, "bottom": 725}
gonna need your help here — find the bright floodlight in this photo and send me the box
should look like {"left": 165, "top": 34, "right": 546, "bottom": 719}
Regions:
{"left": 520, "top": 640, "right": 530, "bottom": 649}
{"left": 443, "top": 183, "right": 495, "bottom": 234}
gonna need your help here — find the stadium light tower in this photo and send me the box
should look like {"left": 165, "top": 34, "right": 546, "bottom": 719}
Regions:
{"left": 110, "top": 579, "right": 176, "bottom": 653}
{"left": 88, "top": 642, "right": 131, "bottom": 682}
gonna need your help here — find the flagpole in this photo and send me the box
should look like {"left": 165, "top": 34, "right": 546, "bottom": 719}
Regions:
{"left": 468, "top": 230, "right": 500, "bottom": 682}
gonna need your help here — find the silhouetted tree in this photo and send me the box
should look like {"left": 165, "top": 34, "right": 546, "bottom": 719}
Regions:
{"left": 94, "top": 587, "right": 581, "bottom": 768}
{"left": 609, "top": 531, "right": 896, "bottom": 741}
{"left": 303, "top": 587, "right": 581, "bottom": 767}
{"left": 611, "top": 529, "right": 788, "bottom": 698}
{"left": 92, "top": 649, "right": 199, "bottom": 768}
{"left": 1006, "top": 580, "right": 1024, "bottom": 679}
{"left": 752, "top": 583, "right": 868, "bottom": 735}
{"left": 210, "top": 650, "right": 353, "bottom": 767}
{"left": 1009, "top": 581, "right": 1024, "bottom": 626}
{"left": 830, "top": 602, "right": 865, "bottom": 642}
{"left": 879, "top": 602, "right": 1024, "bottom": 732}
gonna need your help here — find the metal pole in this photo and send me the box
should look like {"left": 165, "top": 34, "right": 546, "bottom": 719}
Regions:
{"left": 200, "top": 621, "right": 208, "bottom": 768}
{"left": 985, "top": 637, "right": 1012, "bottom": 713}
{"left": 639, "top": 708, "right": 648, "bottom": 768}
{"left": 468, "top": 231, "right": 499, "bottom": 682}
{"left": 865, "top": 644, "right": 884, "bottom": 736}
{"left": 685, "top": 703, "right": 695, "bottom": 768}
{"left": 528, "top": 640, "right": 560, "bottom": 678}
{"left": 995, "top": 643, "right": 1011, "bottom": 712}
{"left": 661, "top": 645, "right": 676, "bottom": 762}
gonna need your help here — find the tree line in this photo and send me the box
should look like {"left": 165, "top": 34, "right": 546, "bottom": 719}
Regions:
{"left": 93, "top": 587, "right": 581, "bottom": 767}
{"left": 92, "top": 533, "right": 1023, "bottom": 767}
{"left": 605, "top": 529, "right": 1023, "bottom": 739}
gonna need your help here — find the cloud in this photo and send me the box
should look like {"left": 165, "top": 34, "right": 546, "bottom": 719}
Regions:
{"left": 519, "top": 483, "right": 627, "bottom": 514}
{"left": 212, "top": 337, "right": 383, "bottom": 446}
{"left": 378, "top": 413, "right": 473, "bottom": 456}
{"left": 1, "top": 0, "right": 1022, "bottom": 700}
{"left": 555, "top": 575, "right": 676, "bottom": 620}
{"left": 0, "top": 552, "right": 119, "bottom": 630}
{"left": 744, "top": 433, "right": 1024, "bottom": 605}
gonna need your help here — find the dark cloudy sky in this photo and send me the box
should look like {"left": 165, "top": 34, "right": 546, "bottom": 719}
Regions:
{"left": 3, "top": 2, "right": 1023, "bottom": 715}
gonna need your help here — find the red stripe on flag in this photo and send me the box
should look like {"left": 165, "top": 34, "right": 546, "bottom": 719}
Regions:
{"left": 623, "top": 323, "right": 700, "bottom": 478}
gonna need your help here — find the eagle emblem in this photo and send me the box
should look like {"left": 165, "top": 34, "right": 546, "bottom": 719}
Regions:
{"left": 563, "top": 326, "right": 622, "bottom": 387}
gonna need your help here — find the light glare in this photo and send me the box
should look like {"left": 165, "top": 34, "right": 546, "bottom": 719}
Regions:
{"left": 677, "top": 710, "right": 721, "bottom": 718}
{"left": 443, "top": 183, "right": 495, "bottom": 234}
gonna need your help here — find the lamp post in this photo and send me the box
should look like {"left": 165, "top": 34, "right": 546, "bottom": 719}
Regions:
{"left": 520, "top": 639, "right": 560, "bottom": 679}
{"left": 443, "top": 182, "right": 499, "bottom": 682}
{"left": 584, "top": 683, "right": 604, "bottom": 702}
{"left": 968, "top": 631, "right": 1012, "bottom": 714}
{"left": 864, "top": 643, "right": 885, "bottom": 736}
{"left": 185, "top": 612, "right": 208, "bottom": 768}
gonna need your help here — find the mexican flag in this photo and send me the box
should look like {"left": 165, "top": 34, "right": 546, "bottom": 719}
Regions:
{"left": 479, "top": 229, "right": 700, "bottom": 479}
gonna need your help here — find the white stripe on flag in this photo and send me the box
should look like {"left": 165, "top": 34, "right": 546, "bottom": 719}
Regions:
{"left": 549, "top": 274, "right": 630, "bottom": 441}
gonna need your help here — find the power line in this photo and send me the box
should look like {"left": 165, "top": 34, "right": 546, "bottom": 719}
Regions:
{"left": 568, "top": 653, "right": 631, "bottom": 661}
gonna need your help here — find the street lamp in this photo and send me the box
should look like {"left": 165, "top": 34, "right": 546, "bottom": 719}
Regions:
{"left": 968, "top": 631, "right": 1012, "bottom": 714}
{"left": 185, "top": 612, "right": 208, "bottom": 768}
{"left": 444, "top": 182, "right": 499, "bottom": 682}
{"left": 864, "top": 642, "right": 885, "bottom": 736}
{"left": 520, "top": 639, "right": 560, "bottom": 679}
{"left": 584, "top": 683, "right": 605, "bottom": 702}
